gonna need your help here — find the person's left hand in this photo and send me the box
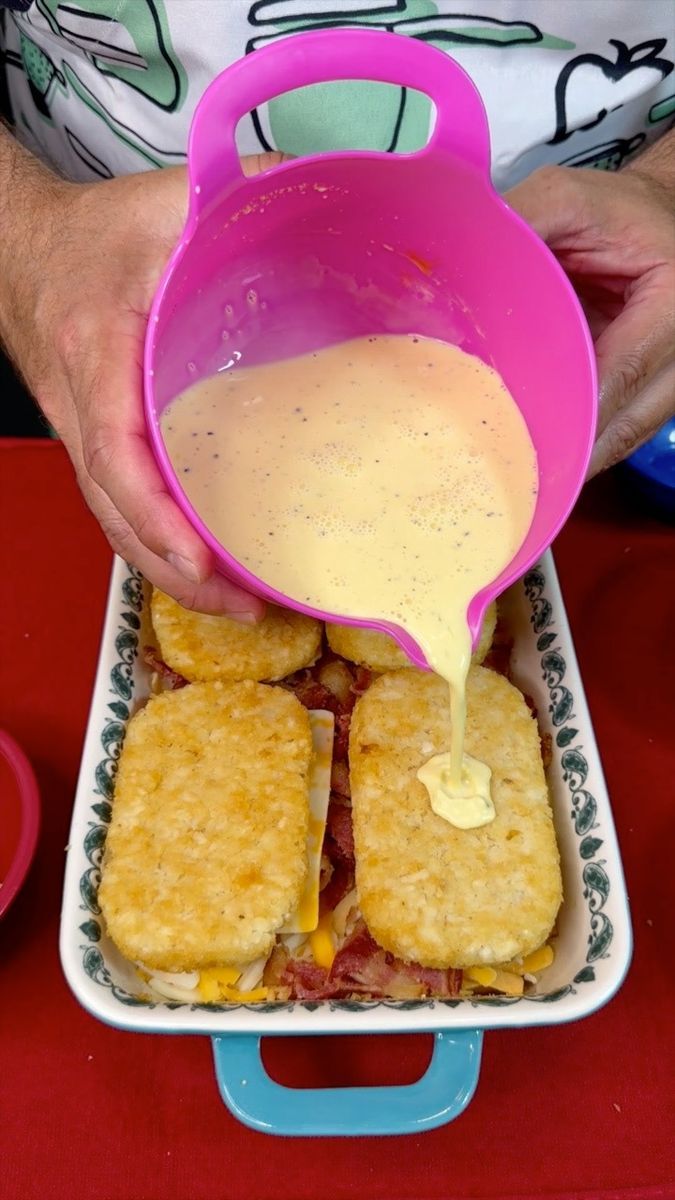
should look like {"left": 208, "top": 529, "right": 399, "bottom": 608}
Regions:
{"left": 506, "top": 161, "right": 675, "bottom": 476}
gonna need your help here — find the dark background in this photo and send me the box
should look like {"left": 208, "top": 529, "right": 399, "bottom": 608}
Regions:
{"left": 1, "top": 18, "right": 47, "bottom": 437}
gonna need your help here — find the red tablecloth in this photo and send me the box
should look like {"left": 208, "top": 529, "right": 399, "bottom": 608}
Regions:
{"left": 1, "top": 439, "right": 674, "bottom": 1200}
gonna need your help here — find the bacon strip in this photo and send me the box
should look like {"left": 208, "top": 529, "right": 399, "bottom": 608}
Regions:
{"left": 481, "top": 623, "right": 514, "bottom": 678}
{"left": 274, "top": 649, "right": 467, "bottom": 1003}
{"left": 284, "top": 673, "right": 335, "bottom": 713}
{"left": 540, "top": 732, "right": 553, "bottom": 770}
{"left": 318, "top": 858, "right": 354, "bottom": 916}
{"left": 281, "top": 920, "right": 462, "bottom": 1001}
{"left": 285, "top": 655, "right": 371, "bottom": 768}
{"left": 330, "top": 760, "right": 351, "bottom": 799}
{"left": 280, "top": 958, "right": 330, "bottom": 1001}
{"left": 263, "top": 943, "right": 289, "bottom": 989}
{"left": 333, "top": 712, "right": 352, "bottom": 762}
{"left": 142, "top": 646, "right": 189, "bottom": 689}
{"left": 351, "top": 666, "right": 374, "bottom": 696}
{"left": 325, "top": 798, "right": 355, "bottom": 865}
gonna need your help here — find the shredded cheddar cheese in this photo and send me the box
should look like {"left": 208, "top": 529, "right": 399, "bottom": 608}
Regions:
{"left": 198, "top": 966, "right": 241, "bottom": 1002}
{"left": 310, "top": 918, "right": 336, "bottom": 970}
{"left": 222, "top": 986, "right": 268, "bottom": 1003}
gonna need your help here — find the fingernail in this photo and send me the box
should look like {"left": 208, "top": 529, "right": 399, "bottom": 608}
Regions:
{"left": 227, "top": 611, "right": 259, "bottom": 625}
{"left": 167, "top": 552, "right": 201, "bottom": 583}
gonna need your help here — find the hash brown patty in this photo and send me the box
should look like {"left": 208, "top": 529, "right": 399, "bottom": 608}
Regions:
{"left": 99, "top": 680, "right": 312, "bottom": 972}
{"left": 326, "top": 601, "right": 497, "bottom": 673}
{"left": 151, "top": 588, "right": 321, "bottom": 683}
{"left": 349, "top": 666, "right": 561, "bottom": 969}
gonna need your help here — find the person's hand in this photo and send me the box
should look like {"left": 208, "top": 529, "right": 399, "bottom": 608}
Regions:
{"left": 506, "top": 152, "right": 675, "bottom": 476}
{"left": 0, "top": 150, "right": 286, "bottom": 615}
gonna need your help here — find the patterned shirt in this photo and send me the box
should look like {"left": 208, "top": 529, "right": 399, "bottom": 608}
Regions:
{"left": 0, "top": 0, "right": 673, "bottom": 190}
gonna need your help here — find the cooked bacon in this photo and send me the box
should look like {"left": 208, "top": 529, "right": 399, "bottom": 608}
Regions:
{"left": 540, "top": 731, "right": 553, "bottom": 770}
{"left": 142, "top": 646, "right": 188, "bottom": 689}
{"left": 481, "top": 623, "right": 513, "bottom": 678}
{"left": 318, "top": 658, "right": 354, "bottom": 707}
{"left": 280, "top": 958, "right": 332, "bottom": 1000}
{"left": 329, "top": 922, "right": 383, "bottom": 982}
{"left": 331, "top": 922, "right": 462, "bottom": 1000}
{"left": 402, "top": 964, "right": 461, "bottom": 998}
{"left": 448, "top": 968, "right": 463, "bottom": 995}
{"left": 319, "top": 853, "right": 334, "bottom": 893}
{"left": 285, "top": 654, "right": 371, "bottom": 740}
{"left": 286, "top": 673, "right": 341, "bottom": 715}
{"left": 325, "top": 798, "right": 355, "bottom": 865}
{"left": 318, "top": 858, "right": 354, "bottom": 915}
{"left": 263, "top": 943, "right": 290, "bottom": 988}
{"left": 351, "top": 665, "right": 374, "bottom": 696}
{"left": 330, "top": 760, "right": 351, "bottom": 798}
{"left": 327, "top": 923, "right": 417, "bottom": 999}
{"left": 273, "top": 646, "right": 467, "bottom": 1003}
{"left": 333, "top": 712, "right": 352, "bottom": 762}
{"left": 282, "top": 920, "right": 463, "bottom": 1001}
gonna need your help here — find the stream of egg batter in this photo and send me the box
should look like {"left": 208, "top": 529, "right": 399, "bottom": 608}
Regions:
{"left": 161, "top": 335, "right": 538, "bottom": 828}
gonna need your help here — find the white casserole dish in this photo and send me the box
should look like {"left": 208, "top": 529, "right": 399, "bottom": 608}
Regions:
{"left": 60, "top": 552, "right": 631, "bottom": 1136}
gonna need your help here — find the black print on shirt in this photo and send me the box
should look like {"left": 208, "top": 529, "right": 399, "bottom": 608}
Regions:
{"left": 549, "top": 38, "right": 674, "bottom": 145}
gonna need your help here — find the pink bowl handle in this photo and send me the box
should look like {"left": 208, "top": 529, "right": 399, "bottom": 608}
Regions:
{"left": 187, "top": 27, "right": 491, "bottom": 217}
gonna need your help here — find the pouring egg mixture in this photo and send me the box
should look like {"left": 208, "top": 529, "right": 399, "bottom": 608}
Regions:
{"left": 161, "top": 333, "right": 538, "bottom": 829}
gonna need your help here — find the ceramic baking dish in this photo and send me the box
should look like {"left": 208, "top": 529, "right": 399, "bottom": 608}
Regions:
{"left": 60, "top": 552, "right": 631, "bottom": 1136}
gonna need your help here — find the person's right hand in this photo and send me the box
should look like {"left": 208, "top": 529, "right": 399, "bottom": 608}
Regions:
{"left": 0, "top": 152, "right": 286, "bottom": 616}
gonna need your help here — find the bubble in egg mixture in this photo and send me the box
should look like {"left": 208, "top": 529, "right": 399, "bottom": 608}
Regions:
{"left": 161, "top": 333, "right": 537, "bottom": 691}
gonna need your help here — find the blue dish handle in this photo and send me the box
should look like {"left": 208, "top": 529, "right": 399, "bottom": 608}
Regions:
{"left": 211, "top": 1029, "right": 482, "bottom": 1137}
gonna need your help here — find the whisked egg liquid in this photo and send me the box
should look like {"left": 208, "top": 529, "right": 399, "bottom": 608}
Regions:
{"left": 161, "top": 334, "right": 538, "bottom": 820}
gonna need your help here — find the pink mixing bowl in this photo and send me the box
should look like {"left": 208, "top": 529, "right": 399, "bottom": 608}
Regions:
{"left": 144, "top": 28, "right": 597, "bottom": 666}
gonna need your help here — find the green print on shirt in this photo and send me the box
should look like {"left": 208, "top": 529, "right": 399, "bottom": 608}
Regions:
{"left": 246, "top": 0, "right": 574, "bottom": 156}
{"left": 12, "top": 23, "right": 184, "bottom": 168}
{"left": 61, "top": 60, "right": 180, "bottom": 166}
{"left": 648, "top": 94, "right": 675, "bottom": 123}
{"left": 18, "top": 30, "right": 65, "bottom": 119}
{"left": 35, "top": 0, "right": 187, "bottom": 111}
{"left": 558, "top": 134, "right": 646, "bottom": 171}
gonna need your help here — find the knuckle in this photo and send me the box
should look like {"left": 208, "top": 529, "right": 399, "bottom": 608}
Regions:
{"left": 530, "top": 163, "right": 570, "bottom": 197}
{"left": 611, "top": 353, "right": 649, "bottom": 403}
{"left": 532, "top": 163, "right": 560, "bottom": 188}
{"left": 605, "top": 412, "right": 646, "bottom": 466}
{"left": 98, "top": 513, "right": 136, "bottom": 558}
{"left": 82, "top": 426, "right": 117, "bottom": 483}
{"left": 52, "top": 308, "right": 99, "bottom": 371}
{"left": 132, "top": 507, "right": 162, "bottom": 552}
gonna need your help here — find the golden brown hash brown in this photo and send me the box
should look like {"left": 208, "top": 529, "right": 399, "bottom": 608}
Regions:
{"left": 326, "top": 601, "right": 497, "bottom": 673}
{"left": 99, "top": 681, "right": 312, "bottom": 972}
{"left": 350, "top": 666, "right": 561, "bottom": 969}
{"left": 150, "top": 588, "right": 322, "bottom": 682}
